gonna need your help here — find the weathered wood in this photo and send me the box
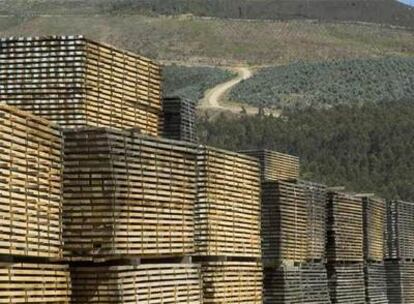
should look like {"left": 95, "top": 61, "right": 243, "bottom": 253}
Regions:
{"left": 365, "top": 262, "right": 389, "bottom": 304}
{"left": 0, "top": 262, "right": 71, "bottom": 303}
{"left": 385, "top": 260, "right": 414, "bottom": 304}
{"left": 385, "top": 200, "right": 414, "bottom": 259}
{"left": 195, "top": 146, "right": 261, "bottom": 258}
{"left": 264, "top": 262, "right": 331, "bottom": 304}
{"left": 63, "top": 128, "right": 197, "bottom": 261}
{"left": 162, "top": 97, "right": 197, "bottom": 143}
{"left": 0, "top": 103, "right": 63, "bottom": 259}
{"left": 327, "top": 192, "right": 364, "bottom": 262}
{"left": 0, "top": 35, "right": 162, "bottom": 136}
{"left": 327, "top": 262, "right": 366, "bottom": 304}
{"left": 241, "top": 149, "right": 299, "bottom": 182}
{"left": 362, "top": 196, "right": 386, "bottom": 262}
{"left": 71, "top": 263, "right": 202, "bottom": 304}
{"left": 201, "top": 261, "right": 262, "bottom": 304}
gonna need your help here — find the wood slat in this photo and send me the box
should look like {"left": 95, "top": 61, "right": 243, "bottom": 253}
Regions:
{"left": 63, "top": 128, "right": 197, "bottom": 261}
{"left": 327, "top": 263, "right": 365, "bottom": 304}
{"left": 71, "top": 263, "right": 202, "bottom": 304}
{"left": 385, "top": 260, "right": 414, "bottom": 304}
{"left": 0, "top": 103, "right": 63, "bottom": 259}
{"left": 0, "top": 262, "right": 71, "bottom": 303}
{"left": 201, "top": 261, "right": 262, "bottom": 304}
{"left": 363, "top": 196, "right": 386, "bottom": 262}
{"left": 365, "top": 262, "right": 389, "bottom": 304}
{"left": 195, "top": 146, "right": 261, "bottom": 258}
{"left": 241, "top": 149, "right": 299, "bottom": 182}
{"left": 0, "top": 35, "right": 162, "bottom": 136}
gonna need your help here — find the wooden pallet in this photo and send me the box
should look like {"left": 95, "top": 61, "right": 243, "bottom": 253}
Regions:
{"left": 241, "top": 149, "right": 299, "bottom": 181}
{"left": 201, "top": 261, "right": 262, "bottom": 304}
{"left": 63, "top": 128, "right": 197, "bottom": 261}
{"left": 71, "top": 263, "right": 202, "bottom": 304}
{"left": 264, "top": 262, "right": 331, "bottom": 304}
{"left": 385, "top": 200, "right": 414, "bottom": 259}
{"left": 0, "top": 35, "right": 162, "bottom": 136}
{"left": 362, "top": 196, "right": 386, "bottom": 262}
{"left": 327, "top": 262, "right": 366, "bottom": 304}
{"left": 162, "top": 97, "right": 197, "bottom": 143}
{"left": 0, "top": 262, "right": 71, "bottom": 303}
{"left": 385, "top": 260, "right": 414, "bottom": 304}
{"left": 327, "top": 192, "right": 364, "bottom": 262}
{"left": 298, "top": 180, "right": 328, "bottom": 261}
{"left": 365, "top": 262, "right": 389, "bottom": 304}
{"left": 195, "top": 146, "right": 261, "bottom": 258}
{"left": 262, "top": 180, "right": 308, "bottom": 262}
{"left": 0, "top": 103, "right": 63, "bottom": 259}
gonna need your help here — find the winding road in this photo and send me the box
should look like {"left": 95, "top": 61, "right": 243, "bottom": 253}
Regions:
{"left": 199, "top": 67, "right": 252, "bottom": 110}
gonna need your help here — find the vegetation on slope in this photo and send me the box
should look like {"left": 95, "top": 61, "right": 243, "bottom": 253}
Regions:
{"left": 2, "top": 0, "right": 414, "bottom": 29}
{"left": 198, "top": 100, "right": 414, "bottom": 201}
{"left": 163, "top": 65, "right": 235, "bottom": 102}
{"left": 230, "top": 57, "right": 414, "bottom": 108}
{"left": 0, "top": 15, "right": 413, "bottom": 65}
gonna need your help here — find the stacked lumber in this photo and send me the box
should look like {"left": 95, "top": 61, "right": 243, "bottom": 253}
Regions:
{"left": 263, "top": 262, "right": 331, "bottom": 304}
{"left": 263, "top": 264, "right": 302, "bottom": 304}
{"left": 162, "top": 97, "right": 197, "bottom": 143}
{"left": 385, "top": 200, "right": 414, "bottom": 259}
{"left": 365, "top": 262, "right": 389, "bottom": 304}
{"left": 71, "top": 263, "right": 202, "bottom": 304}
{"left": 261, "top": 180, "right": 307, "bottom": 262}
{"left": 327, "top": 263, "right": 366, "bottom": 304}
{"left": 201, "top": 261, "right": 262, "bottom": 304}
{"left": 195, "top": 146, "right": 261, "bottom": 258}
{"left": 301, "top": 262, "right": 331, "bottom": 304}
{"left": 298, "top": 180, "right": 328, "bottom": 260}
{"left": 241, "top": 149, "right": 299, "bottom": 181}
{"left": 0, "top": 35, "right": 162, "bottom": 135}
{"left": 63, "top": 128, "right": 197, "bottom": 261}
{"left": 385, "top": 260, "right": 414, "bottom": 304}
{"left": 0, "top": 262, "right": 71, "bottom": 303}
{"left": 327, "top": 192, "right": 363, "bottom": 262}
{"left": 0, "top": 103, "right": 63, "bottom": 259}
{"left": 363, "top": 196, "right": 386, "bottom": 261}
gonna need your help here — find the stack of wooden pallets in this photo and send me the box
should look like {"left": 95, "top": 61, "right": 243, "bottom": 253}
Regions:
{"left": 63, "top": 127, "right": 197, "bottom": 261}
{"left": 195, "top": 146, "right": 262, "bottom": 303}
{"left": 327, "top": 191, "right": 365, "bottom": 304}
{"left": 0, "top": 103, "right": 71, "bottom": 303}
{"left": 162, "top": 96, "right": 197, "bottom": 143}
{"left": 195, "top": 146, "right": 261, "bottom": 258}
{"left": 261, "top": 180, "right": 308, "bottom": 263}
{"left": 0, "top": 35, "right": 162, "bottom": 135}
{"left": 0, "top": 263, "right": 71, "bottom": 303}
{"left": 365, "top": 262, "right": 389, "bottom": 304}
{"left": 241, "top": 149, "right": 299, "bottom": 181}
{"left": 385, "top": 200, "right": 414, "bottom": 259}
{"left": 263, "top": 262, "right": 331, "bottom": 304}
{"left": 361, "top": 196, "right": 389, "bottom": 304}
{"left": 327, "top": 263, "right": 366, "bottom": 304}
{"left": 327, "top": 192, "right": 363, "bottom": 262}
{"left": 298, "top": 180, "right": 328, "bottom": 261}
{"left": 201, "top": 261, "right": 262, "bottom": 304}
{"left": 0, "top": 104, "right": 63, "bottom": 259}
{"left": 70, "top": 263, "right": 202, "bottom": 303}
{"left": 385, "top": 260, "right": 414, "bottom": 304}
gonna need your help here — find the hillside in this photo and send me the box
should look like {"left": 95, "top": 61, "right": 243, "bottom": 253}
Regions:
{"left": 198, "top": 100, "right": 414, "bottom": 201}
{"left": 0, "top": 14, "right": 413, "bottom": 66}
{"left": 1, "top": 0, "right": 414, "bottom": 29}
{"left": 229, "top": 57, "right": 414, "bottom": 109}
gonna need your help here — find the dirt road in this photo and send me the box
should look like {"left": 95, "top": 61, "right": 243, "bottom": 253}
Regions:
{"left": 199, "top": 67, "right": 252, "bottom": 110}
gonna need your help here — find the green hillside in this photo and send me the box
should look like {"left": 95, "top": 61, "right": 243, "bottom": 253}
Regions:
{"left": 198, "top": 100, "right": 414, "bottom": 201}
{"left": 229, "top": 57, "right": 414, "bottom": 108}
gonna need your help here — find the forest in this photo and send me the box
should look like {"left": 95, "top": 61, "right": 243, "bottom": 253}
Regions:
{"left": 198, "top": 100, "right": 414, "bottom": 202}
{"left": 229, "top": 57, "right": 414, "bottom": 109}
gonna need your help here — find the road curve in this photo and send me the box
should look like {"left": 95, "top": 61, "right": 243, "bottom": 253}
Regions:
{"left": 199, "top": 67, "right": 252, "bottom": 109}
